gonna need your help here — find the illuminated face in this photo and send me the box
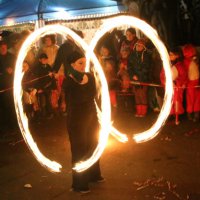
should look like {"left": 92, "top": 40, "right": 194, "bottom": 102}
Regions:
{"left": 100, "top": 46, "right": 110, "bottom": 57}
{"left": 0, "top": 44, "right": 7, "bottom": 55}
{"left": 169, "top": 52, "right": 179, "bottom": 62}
{"left": 71, "top": 57, "right": 86, "bottom": 72}
{"left": 136, "top": 43, "right": 145, "bottom": 52}
{"left": 44, "top": 37, "right": 53, "bottom": 47}
{"left": 120, "top": 50, "right": 130, "bottom": 59}
{"left": 126, "top": 31, "right": 135, "bottom": 41}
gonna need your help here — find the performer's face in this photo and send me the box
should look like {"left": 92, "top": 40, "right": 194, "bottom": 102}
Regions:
{"left": 72, "top": 57, "right": 86, "bottom": 72}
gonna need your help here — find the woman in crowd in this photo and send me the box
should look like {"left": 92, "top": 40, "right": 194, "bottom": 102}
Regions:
{"left": 39, "top": 34, "right": 59, "bottom": 67}
{"left": 120, "top": 27, "right": 138, "bottom": 53}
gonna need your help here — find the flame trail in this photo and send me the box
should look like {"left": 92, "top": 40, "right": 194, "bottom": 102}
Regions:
{"left": 87, "top": 15, "right": 173, "bottom": 143}
{"left": 14, "top": 15, "right": 173, "bottom": 174}
{"left": 14, "top": 25, "right": 111, "bottom": 173}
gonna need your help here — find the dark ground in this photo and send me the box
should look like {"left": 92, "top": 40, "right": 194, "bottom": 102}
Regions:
{"left": 0, "top": 108, "right": 200, "bottom": 200}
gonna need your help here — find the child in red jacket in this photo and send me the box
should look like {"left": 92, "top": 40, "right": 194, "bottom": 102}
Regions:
{"left": 182, "top": 44, "right": 200, "bottom": 122}
{"left": 160, "top": 46, "right": 187, "bottom": 124}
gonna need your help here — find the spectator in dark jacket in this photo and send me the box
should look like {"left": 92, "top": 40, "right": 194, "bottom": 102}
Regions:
{"left": 0, "top": 40, "right": 17, "bottom": 133}
{"left": 128, "top": 39, "right": 152, "bottom": 117}
{"left": 34, "top": 53, "right": 56, "bottom": 119}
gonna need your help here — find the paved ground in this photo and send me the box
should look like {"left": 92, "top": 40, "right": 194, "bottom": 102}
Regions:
{"left": 0, "top": 110, "right": 200, "bottom": 200}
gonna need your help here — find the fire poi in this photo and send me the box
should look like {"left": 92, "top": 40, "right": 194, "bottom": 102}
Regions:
{"left": 13, "top": 15, "right": 173, "bottom": 173}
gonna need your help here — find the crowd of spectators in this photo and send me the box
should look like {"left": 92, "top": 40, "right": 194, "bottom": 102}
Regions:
{"left": 0, "top": 26, "right": 200, "bottom": 134}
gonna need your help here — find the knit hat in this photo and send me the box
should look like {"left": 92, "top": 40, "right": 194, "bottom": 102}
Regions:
{"left": 134, "top": 39, "right": 147, "bottom": 62}
{"left": 69, "top": 50, "right": 85, "bottom": 64}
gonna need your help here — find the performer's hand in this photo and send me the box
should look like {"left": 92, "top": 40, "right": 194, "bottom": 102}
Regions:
{"left": 48, "top": 72, "right": 53, "bottom": 77}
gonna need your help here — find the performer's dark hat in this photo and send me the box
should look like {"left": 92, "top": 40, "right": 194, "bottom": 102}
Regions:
{"left": 69, "top": 50, "right": 85, "bottom": 64}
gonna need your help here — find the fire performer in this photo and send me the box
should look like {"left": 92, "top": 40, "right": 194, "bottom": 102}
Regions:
{"left": 62, "top": 50, "right": 104, "bottom": 194}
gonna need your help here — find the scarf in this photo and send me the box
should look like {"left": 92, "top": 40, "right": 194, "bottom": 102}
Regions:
{"left": 68, "top": 66, "right": 84, "bottom": 83}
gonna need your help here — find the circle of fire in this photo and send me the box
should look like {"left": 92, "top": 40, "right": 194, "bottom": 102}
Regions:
{"left": 88, "top": 15, "right": 173, "bottom": 143}
{"left": 14, "top": 25, "right": 111, "bottom": 173}
{"left": 14, "top": 15, "right": 173, "bottom": 173}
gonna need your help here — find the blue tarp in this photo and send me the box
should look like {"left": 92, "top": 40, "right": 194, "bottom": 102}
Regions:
{"left": 0, "top": 0, "right": 125, "bottom": 25}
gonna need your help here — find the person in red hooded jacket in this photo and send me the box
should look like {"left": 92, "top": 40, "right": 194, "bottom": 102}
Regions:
{"left": 160, "top": 46, "right": 187, "bottom": 124}
{"left": 182, "top": 44, "right": 200, "bottom": 122}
